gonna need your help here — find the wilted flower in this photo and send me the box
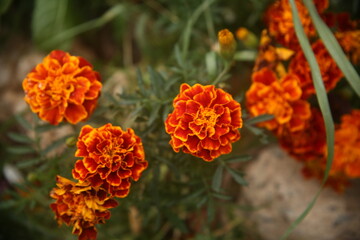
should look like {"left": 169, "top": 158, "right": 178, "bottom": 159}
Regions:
{"left": 246, "top": 68, "right": 311, "bottom": 133}
{"left": 265, "top": 0, "right": 328, "bottom": 50}
{"left": 289, "top": 40, "right": 343, "bottom": 99}
{"left": 72, "top": 124, "right": 148, "bottom": 198}
{"left": 165, "top": 83, "right": 242, "bottom": 161}
{"left": 50, "top": 176, "right": 118, "bottom": 240}
{"left": 22, "top": 50, "right": 102, "bottom": 125}
{"left": 218, "top": 29, "right": 237, "bottom": 60}
{"left": 333, "top": 110, "right": 360, "bottom": 178}
{"left": 253, "top": 30, "right": 294, "bottom": 73}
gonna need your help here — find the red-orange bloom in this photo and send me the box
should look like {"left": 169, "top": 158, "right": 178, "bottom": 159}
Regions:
{"left": 336, "top": 30, "right": 360, "bottom": 65}
{"left": 22, "top": 50, "right": 102, "bottom": 125}
{"left": 265, "top": 0, "right": 328, "bottom": 50}
{"left": 278, "top": 108, "right": 326, "bottom": 162}
{"left": 165, "top": 83, "right": 242, "bottom": 161}
{"left": 246, "top": 68, "right": 311, "bottom": 133}
{"left": 72, "top": 124, "right": 148, "bottom": 198}
{"left": 50, "top": 176, "right": 118, "bottom": 240}
{"left": 289, "top": 40, "right": 343, "bottom": 99}
{"left": 333, "top": 110, "right": 360, "bottom": 178}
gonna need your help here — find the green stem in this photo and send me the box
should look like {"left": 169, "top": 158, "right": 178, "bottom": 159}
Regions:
{"left": 213, "top": 61, "right": 231, "bottom": 85}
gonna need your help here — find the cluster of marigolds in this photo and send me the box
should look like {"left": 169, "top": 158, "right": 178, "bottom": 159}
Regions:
{"left": 23, "top": 50, "right": 151, "bottom": 239}
{"left": 21, "top": 0, "right": 360, "bottom": 239}
{"left": 22, "top": 47, "right": 243, "bottom": 237}
{"left": 241, "top": 0, "right": 360, "bottom": 191}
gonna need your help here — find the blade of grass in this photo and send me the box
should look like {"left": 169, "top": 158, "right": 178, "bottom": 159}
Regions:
{"left": 303, "top": 0, "right": 360, "bottom": 97}
{"left": 281, "top": 0, "right": 335, "bottom": 239}
{"left": 41, "top": 4, "right": 124, "bottom": 49}
{"left": 182, "top": 0, "right": 216, "bottom": 60}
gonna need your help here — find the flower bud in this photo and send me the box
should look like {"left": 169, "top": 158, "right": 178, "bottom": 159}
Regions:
{"left": 218, "top": 29, "right": 236, "bottom": 60}
{"left": 236, "top": 27, "right": 258, "bottom": 49}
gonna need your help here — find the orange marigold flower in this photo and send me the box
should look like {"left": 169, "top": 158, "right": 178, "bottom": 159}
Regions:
{"left": 336, "top": 30, "right": 360, "bottom": 65}
{"left": 72, "top": 123, "right": 148, "bottom": 198}
{"left": 50, "top": 175, "right": 118, "bottom": 240}
{"left": 22, "top": 50, "right": 102, "bottom": 125}
{"left": 278, "top": 108, "right": 326, "bottom": 162}
{"left": 333, "top": 110, "right": 360, "bottom": 178}
{"left": 246, "top": 68, "right": 311, "bottom": 133}
{"left": 289, "top": 40, "right": 343, "bottom": 99}
{"left": 265, "top": 0, "right": 328, "bottom": 50}
{"left": 165, "top": 83, "right": 242, "bottom": 161}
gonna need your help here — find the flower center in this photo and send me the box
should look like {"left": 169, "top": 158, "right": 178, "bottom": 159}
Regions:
{"left": 101, "top": 138, "right": 129, "bottom": 165}
{"left": 196, "top": 108, "right": 217, "bottom": 128}
{"left": 48, "top": 75, "right": 73, "bottom": 101}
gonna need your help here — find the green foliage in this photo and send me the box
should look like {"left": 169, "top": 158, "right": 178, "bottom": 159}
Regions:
{"left": 2, "top": 0, "right": 359, "bottom": 239}
{"left": 32, "top": 0, "right": 71, "bottom": 49}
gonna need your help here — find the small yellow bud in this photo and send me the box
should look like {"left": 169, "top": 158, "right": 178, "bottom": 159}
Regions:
{"left": 236, "top": 27, "right": 258, "bottom": 49}
{"left": 236, "top": 27, "right": 249, "bottom": 40}
{"left": 218, "top": 29, "right": 236, "bottom": 60}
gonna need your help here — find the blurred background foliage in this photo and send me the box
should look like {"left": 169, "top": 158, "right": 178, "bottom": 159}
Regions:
{"left": 0, "top": 0, "right": 359, "bottom": 239}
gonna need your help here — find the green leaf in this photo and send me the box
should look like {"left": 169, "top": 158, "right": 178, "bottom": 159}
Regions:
{"left": 15, "top": 114, "right": 32, "bottom": 130}
{"left": 164, "top": 77, "right": 181, "bottom": 91}
{"left": 233, "top": 50, "right": 258, "bottom": 61}
{"left": 148, "top": 66, "right": 165, "bottom": 97}
{"left": 225, "top": 166, "right": 248, "bottom": 186}
{"left": 16, "top": 158, "right": 42, "bottom": 169}
{"left": 7, "top": 146, "right": 36, "bottom": 155}
{"left": 244, "top": 124, "right": 265, "bottom": 136}
{"left": 225, "top": 155, "right": 252, "bottom": 163}
{"left": 32, "top": 0, "right": 69, "bottom": 49}
{"left": 174, "top": 44, "right": 185, "bottom": 68}
{"left": 181, "top": 188, "right": 206, "bottom": 203}
{"left": 7, "top": 132, "right": 32, "bottom": 144}
{"left": 303, "top": 0, "right": 360, "bottom": 97}
{"left": 136, "top": 68, "right": 147, "bottom": 97}
{"left": 196, "top": 196, "right": 208, "bottom": 208}
{"left": 205, "top": 51, "right": 217, "bottom": 76}
{"left": 148, "top": 104, "right": 161, "bottom": 126}
{"left": 212, "top": 164, "right": 223, "bottom": 192}
{"left": 280, "top": 1, "right": 335, "bottom": 239}
{"left": 245, "top": 114, "right": 274, "bottom": 125}
{"left": 212, "top": 192, "right": 232, "bottom": 201}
